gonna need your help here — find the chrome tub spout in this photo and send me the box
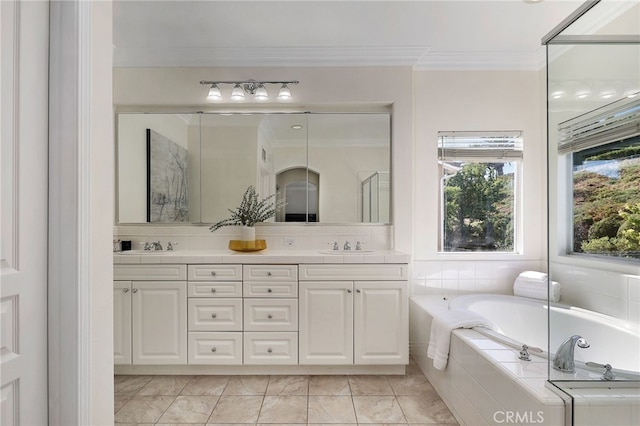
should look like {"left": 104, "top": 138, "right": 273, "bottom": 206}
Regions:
{"left": 553, "top": 335, "right": 590, "bottom": 373}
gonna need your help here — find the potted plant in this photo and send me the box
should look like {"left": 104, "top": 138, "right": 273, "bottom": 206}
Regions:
{"left": 209, "top": 186, "right": 282, "bottom": 243}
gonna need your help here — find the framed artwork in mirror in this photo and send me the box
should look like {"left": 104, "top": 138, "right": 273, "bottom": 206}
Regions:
{"left": 146, "top": 128, "right": 189, "bottom": 222}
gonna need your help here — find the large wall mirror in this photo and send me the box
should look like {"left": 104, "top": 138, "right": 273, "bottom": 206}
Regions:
{"left": 116, "top": 112, "right": 391, "bottom": 225}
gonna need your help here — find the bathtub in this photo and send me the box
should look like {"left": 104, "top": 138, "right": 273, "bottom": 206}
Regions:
{"left": 409, "top": 294, "right": 640, "bottom": 426}
{"left": 449, "top": 293, "right": 640, "bottom": 376}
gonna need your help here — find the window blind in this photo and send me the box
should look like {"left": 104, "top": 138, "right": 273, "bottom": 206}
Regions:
{"left": 437, "top": 131, "right": 523, "bottom": 160}
{"left": 558, "top": 97, "right": 640, "bottom": 155}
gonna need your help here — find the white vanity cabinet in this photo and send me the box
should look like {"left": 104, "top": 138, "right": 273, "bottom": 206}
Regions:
{"left": 113, "top": 265, "right": 188, "bottom": 365}
{"left": 187, "top": 265, "right": 243, "bottom": 365}
{"left": 299, "top": 264, "right": 408, "bottom": 365}
{"left": 242, "top": 264, "right": 299, "bottom": 365}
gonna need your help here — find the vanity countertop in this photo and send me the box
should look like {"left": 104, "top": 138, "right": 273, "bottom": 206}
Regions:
{"left": 113, "top": 249, "right": 409, "bottom": 265}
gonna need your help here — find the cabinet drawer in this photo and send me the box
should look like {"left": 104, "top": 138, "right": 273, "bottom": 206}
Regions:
{"left": 243, "top": 332, "right": 298, "bottom": 365}
{"left": 243, "top": 265, "right": 297, "bottom": 282}
{"left": 188, "top": 299, "right": 242, "bottom": 331}
{"left": 188, "top": 281, "right": 242, "bottom": 298}
{"left": 188, "top": 265, "right": 242, "bottom": 281}
{"left": 188, "top": 332, "right": 242, "bottom": 365}
{"left": 299, "top": 264, "right": 408, "bottom": 281}
{"left": 244, "top": 299, "right": 298, "bottom": 331}
{"left": 243, "top": 281, "right": 298, "bottom": 298}
{"left": 114, "top": 264, "right": 186, "bottom": 281}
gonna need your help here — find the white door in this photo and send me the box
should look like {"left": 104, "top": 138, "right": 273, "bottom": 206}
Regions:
{"left": 354, "top": 281, "right": 408, "bottom": 365}
{"left": 1, "top": 1, "right": 49, "bottom": 424}
{"left": 299, "top": 281, "right": 353, "bottom": 364}
{"left": 113, "top": 281, "right": 132, "bottom": 364}
{"left": 132, "top": 281, "right": 187, "bottom": 364}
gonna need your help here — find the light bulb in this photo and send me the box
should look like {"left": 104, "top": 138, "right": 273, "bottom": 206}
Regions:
{"left": 206, "top": 84, "right": 222, "bottom": 102}
{"left": 277, "top": 84, "right": 292, "bottom": 101}
{"left": 230, "top": 84, "right": 245, "bottom": 101}
{"left": 254, "top": 84, "right": 269, "bottom": 101}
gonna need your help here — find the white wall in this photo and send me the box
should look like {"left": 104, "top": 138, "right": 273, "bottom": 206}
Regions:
{"left": 411, "top": 70, "right": 547, "bottom": 295}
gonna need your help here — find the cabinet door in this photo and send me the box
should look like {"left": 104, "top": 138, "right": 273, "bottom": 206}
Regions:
{"left": 354, "top": 281, "right": 408, "bottom": 365}
{"left": 113, "top": 281, "right": 132, "bottom": 365}
{"left": 299, "top": 281, "right": 353, "bottom": 365}
{"left": 132, "top": 281, "right": 187, "bottom": 364}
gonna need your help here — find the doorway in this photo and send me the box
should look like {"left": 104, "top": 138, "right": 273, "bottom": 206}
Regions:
{"left": 276, "top": 168, "right": 319, "bottom": 222}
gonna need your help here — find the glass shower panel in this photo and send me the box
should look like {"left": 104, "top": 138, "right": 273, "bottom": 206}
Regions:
{"left": 546, "top": 6, "right": 640, "bottom": 423}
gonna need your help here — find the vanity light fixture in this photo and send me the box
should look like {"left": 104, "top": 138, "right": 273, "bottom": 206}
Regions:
{"left": 200, "top": 79, "right": 299, "bottom": 102}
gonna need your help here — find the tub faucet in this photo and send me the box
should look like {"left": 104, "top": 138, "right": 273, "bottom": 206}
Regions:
{"left": 552, "top": 335, "right": 590, "bottom": 373}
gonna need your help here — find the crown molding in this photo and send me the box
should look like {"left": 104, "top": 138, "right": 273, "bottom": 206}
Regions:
{"left": 414, "top": 48, "right": 547, "bottom": 71}
{"left": 114, "top": 45, "right": 431, "bottom": 68}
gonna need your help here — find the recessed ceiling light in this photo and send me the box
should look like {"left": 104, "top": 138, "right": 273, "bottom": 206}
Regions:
{"left": 291, "top": 124, "right": 303, "bottom": 130}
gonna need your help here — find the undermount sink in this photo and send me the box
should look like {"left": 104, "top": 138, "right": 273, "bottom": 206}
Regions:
{"left": 117, "top": 250, "right": 176, "bottom": 255}
{"left": 319, "top": 249, "right": 375, "bottom": 255}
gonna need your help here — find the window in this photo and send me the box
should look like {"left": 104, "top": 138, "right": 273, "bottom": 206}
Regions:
{"left": 438, "top": 132, "right": 522, "bottom": 252}
{"left": 559, "top": 97, "right": 640, "bottom": 261}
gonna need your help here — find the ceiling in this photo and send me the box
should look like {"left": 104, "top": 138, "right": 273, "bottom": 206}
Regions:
{"left": 113, "top": 0, "right": 588, "bottom": 70}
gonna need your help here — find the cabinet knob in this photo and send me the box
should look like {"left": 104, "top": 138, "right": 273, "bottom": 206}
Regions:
{"left": 267, "top": 314, "right": 273, "bottom": 319}
{"left": 210, "top": 271, "right": 217, "bottom": 276}
{"left": 211, "top": 347, "right": 217, "bottom": 353}
{"left": 347, "top": 289, "right": 352, "bottom": 293}
{"left": 132, "top": 288, "right": 138, "bottom": 294}
{"left": 211, "top": 313, "right": 217, "bottom": 319}
{"left": 267, "top": 348, "right": 273, "bottom": 354}
{"left": 122, "top": 288, "right": 129, "bottom": 293}
{"left": 210, "top": 288, "right": 217, "bottom": 293}
{"left": 356, "top": 289, "right": 361, "bottom": 293}
{"left": 267, "top": 288, "right": 273, "bottom": 293}
{"left": 267, "top": 272, "right": 272, "bottom": 276}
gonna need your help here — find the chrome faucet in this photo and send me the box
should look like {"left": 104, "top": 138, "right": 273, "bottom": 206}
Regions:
{"left": 553, "top": 335, "right": 590, "bottom": 373}
{"left": 344, "top": 241, "right": 351, "bottom": 250}
{"left": 151, "top": 241, "right": 163, "bottom": 251}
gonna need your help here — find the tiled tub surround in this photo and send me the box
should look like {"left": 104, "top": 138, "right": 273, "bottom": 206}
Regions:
{"left": 409, "top": 295, "right": 640, "bottom": 426}
{"left": 411, "top": 259, "right": 546, "bottom": 296}
{"left": 409, "top": 295, "right": 565, "bottom": 426}
{"left": 114, "top": 251, "right": 410, "bottom": 376}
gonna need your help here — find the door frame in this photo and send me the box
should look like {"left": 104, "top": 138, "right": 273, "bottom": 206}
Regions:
{"left": 48, "top": 1, "right": 114, "bottom": 424}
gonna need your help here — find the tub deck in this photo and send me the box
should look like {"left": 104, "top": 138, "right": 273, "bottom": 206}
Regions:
{"left": 410, "top": 295, "right": 566, "bottom": 425}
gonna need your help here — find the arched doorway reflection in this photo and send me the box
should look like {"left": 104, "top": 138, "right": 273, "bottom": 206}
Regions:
{"left": 276, "top": 168, "right": 319, "bottom": 222}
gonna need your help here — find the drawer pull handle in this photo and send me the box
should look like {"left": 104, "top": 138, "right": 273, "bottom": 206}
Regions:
{"left": 210, "top": 288, "right": 217, "bottom": 293}
{"left": 267, "top": 288, "right": 273, "bottom": 293}
{"left": 267, "top": 272, "right": 272, "bottom": 276}
{"left": 267, "top": 348, "right": 273, "bottom": 354}
{"left": 267, "top": 314, "right": 273, "bottom": 319}
{"left": 210, "top": 271, "right": 217, "bottom": 276}
{"left": 211, "top": 347, "right": 217, "bottom": 353}
{"left": 211, "top": 313, "right": 217, "bottom": 319}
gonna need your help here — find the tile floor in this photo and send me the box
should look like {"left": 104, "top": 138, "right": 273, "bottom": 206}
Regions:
{"left": 114, "top": 359, "right": 459, "bottom": 425}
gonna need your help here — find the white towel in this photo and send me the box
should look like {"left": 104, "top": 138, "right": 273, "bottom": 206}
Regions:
{"left": 516, "top": 270, "right": 548, "bottom": 283}
{"left": 427, "top": 309, "right": 497, "bottom": 371}
{"left": 514, "top": 278, "right": 561, "bottom": 302}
